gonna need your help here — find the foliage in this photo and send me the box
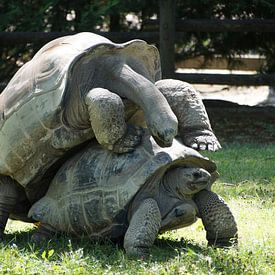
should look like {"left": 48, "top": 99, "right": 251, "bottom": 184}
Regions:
{"left": 0, "top": 0, "right": 121, "bottom": 83}
{"left": 1, "top": 143, "right": 274, "bottom": 274}
{"left": 0, "top": 0, "right": 275, "bottom": 84}
{"left": 0, "top": 0, "right": 121, "bottom": 32}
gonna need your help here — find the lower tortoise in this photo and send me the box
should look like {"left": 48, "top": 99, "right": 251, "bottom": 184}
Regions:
{"left": 27, "top": 132, "right": 237, "bottom": 258}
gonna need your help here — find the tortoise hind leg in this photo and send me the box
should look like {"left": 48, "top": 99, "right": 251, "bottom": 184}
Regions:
{"left": 155, "top": 79, "right": 221, "bottom": 151}
{"left": 0, "top": 175, "right": 25, "bottom": 240}
{"left": 194, "top": 190, "right": 238, "bottom": 247}
{"left": 85, "top": 88, "right": 143, "bottom": 153}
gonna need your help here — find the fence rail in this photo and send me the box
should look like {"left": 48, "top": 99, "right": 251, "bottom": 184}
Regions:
{"left": 175, "top": 73, "right": 275, "bottom": 86}
{"left": 0, "top": 31, "right": 159, "bottom": 45}
{"left": 145, "top": 19, "right": 275, "bottom": 32}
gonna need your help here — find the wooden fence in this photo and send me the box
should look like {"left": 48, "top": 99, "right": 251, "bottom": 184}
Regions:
{"left": 158, "top": 0, "right": 275, "bottom": 85}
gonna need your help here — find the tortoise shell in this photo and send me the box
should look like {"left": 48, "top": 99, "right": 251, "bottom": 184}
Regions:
{"left": 0, "top": 32, "right": 161, "bottom": 188}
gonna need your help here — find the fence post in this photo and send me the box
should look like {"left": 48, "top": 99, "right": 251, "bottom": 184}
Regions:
{"left": 159, "top": 0, "right": 175, "bottom": 79}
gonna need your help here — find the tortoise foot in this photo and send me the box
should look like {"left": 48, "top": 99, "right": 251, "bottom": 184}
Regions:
{"left": 112, "top": 125, "right": 144, "bottom": 153}
{"left": 208, "top": 236, "right": 238, "bottom": 248}
{"left": 125, "top": 246, "right": 150, "bottom": 259}
{"left": 31, "top": 233, "right": 51, "bottom": 244}
{"left": 182, "top": 130, "right": 221, "bottom": 151}
{"left": 194, "top": 190, "right": 238, "bottom": 247}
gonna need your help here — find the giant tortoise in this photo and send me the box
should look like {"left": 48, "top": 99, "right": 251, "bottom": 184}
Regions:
{"left": 0, "top": 32, "right": 220, "bottom": 239}
{"left": 28, "top": 133, "right": 236, "bottom": 258}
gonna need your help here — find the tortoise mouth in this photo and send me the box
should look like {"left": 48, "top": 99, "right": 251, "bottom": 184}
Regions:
{"left": 185, "top": 180, "right": 209, "bottom": 193}
{"left": 153, "top": 135, "right": 173, "bottom": 147}
{"left": 193, "top": 180, "right": 210, "bottom": 185}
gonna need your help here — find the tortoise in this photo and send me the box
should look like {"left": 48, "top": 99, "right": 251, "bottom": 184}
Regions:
{"left": 0, "top": 32, "right": 220, "bottom": 239}
{"left": 28, "top": 132, "right": 236, "bottom": 258}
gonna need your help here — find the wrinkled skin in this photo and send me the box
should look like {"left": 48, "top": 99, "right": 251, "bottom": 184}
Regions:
{"left": 155, "top": 79, "right": 221, "bottom": 152}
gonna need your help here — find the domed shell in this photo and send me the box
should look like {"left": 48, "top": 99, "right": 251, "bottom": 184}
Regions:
{"left": 0, "top": 32, "right": 161, "bottom": 186}
{"left": 1, "top": 32, "right": 160, "bottom": 124}
{"left": 29, "top": 133, "right": 216, "bottom": 238}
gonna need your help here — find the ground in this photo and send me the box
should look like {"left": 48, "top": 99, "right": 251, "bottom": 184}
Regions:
{"left": 204, "top": 99, "right": 275, "bottom": 144}
{"left": 2, "top": 94, "right": 275, "bottom": 274}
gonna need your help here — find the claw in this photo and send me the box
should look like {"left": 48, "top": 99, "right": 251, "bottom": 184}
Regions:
{"left": 191, "top": 143, "right": 199, "bottom": 150}
{"left": 207, "top": 143, "right": 214, "bottom": 151}
{"left": 213, "top": 142, "right": 222, "bottom": 152}
{"left": 183, "top": 130, "right": 221, "bottom": 152}
{"left": 199, "top": 143, "right": 207, "bottom": 151}
{"left": 112, "top": 125, "right": 144, "bottom": 153}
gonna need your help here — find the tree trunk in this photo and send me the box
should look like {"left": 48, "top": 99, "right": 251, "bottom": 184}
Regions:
{"left": 159, "top": 0, "right": 176, "bottom": 78}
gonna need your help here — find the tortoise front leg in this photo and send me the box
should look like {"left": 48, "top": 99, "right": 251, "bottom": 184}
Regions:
{"left": 124, "top": 198, "right": 161, "bottom": 258}
{"left": 194, "top": 190, "right": 238, "bottom": 247}
{"left": 0, "top": 176, "right": 24, "bottom": 240}
{"left": 85, "top": 88, "right": 143, "bottom": 153}
{"left": 155, "top": 79, "right": 221, "bottom": 151}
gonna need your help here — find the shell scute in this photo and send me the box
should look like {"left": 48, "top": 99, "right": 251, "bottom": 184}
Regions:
{"left": 68, "top": 200, "right": 86, "bottom": 235}
{"left": 0, "top": 32, "right": 161, "bottom": 187}
{"left": 104, "top": 192, "right": 120, "bottom": 218}
{"left": 83, "top": 192, "right": 112, "bottom": 232}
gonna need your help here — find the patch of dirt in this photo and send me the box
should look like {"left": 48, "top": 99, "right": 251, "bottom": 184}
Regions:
{"left": 196, "top": 84, "right": 275, "bottom": 106}
{"left": 204, "top": 100, "right": 275, "bottom": 144}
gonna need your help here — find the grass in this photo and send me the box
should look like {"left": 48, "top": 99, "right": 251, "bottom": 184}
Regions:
{"left": 1, "top": 143, "right": 274, "bottom": 274}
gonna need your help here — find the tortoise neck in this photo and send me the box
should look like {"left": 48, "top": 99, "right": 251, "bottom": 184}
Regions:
{"left": 160, "top": 170, "right": 188, "bottom": 200}
{"left": 105, "top": 62, "right": 166, "bottom": 116}
{"left": 127, "top": 172, "right": 163, "bottom": 221}
{"left": 160, "top": 172, "right": 178, "bottom": 199}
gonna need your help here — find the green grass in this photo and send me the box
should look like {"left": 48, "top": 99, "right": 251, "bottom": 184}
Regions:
{"left": 1, "top": 143, "right": 274, "bottom": 274}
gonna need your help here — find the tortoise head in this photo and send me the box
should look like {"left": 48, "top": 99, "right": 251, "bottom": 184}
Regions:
{"left": 165, "top": 167, "right": 212, "bottom": 195}
{"left": 146, "top": 109, "right": 178, "bottom": 147}
{"left": 157, "top": 167, "right": 213, "bottom": 231}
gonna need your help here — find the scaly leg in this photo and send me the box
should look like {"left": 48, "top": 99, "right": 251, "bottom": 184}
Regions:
{"left": 194, "top": 190, "right": 238, "bottom": 247}
{"left": 156, "top": 79, "right": 221, "bottom": 151}
{"left": 124, "top": 198, "right": 161, "bottom": 258}
{"left": 0, "top": 175, "right": 25, "bottom": 240}
{"left": 85, "top": 88, "right": 143, "bottom": 153}
{"left": 105, "top": 62, "right": 178, "bottom": 147}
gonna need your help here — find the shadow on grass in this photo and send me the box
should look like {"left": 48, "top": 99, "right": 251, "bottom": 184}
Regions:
{"left": 152, "top": 237, "right": 205, "bottom": 261}
{"left": 2, "top": 229, "right": 206, "bottom": 263}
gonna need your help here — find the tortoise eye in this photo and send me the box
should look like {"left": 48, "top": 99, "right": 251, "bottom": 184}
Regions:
{"left": 175, "top": 208, "right": 185, "bottom": 217}
{"left": 193, "top": 171, "right": 201, "bottom": 179}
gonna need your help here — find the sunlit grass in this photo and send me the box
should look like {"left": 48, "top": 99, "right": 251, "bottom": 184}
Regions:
{"left": 1, "top": 143, "right": 274, "bottom": 274}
